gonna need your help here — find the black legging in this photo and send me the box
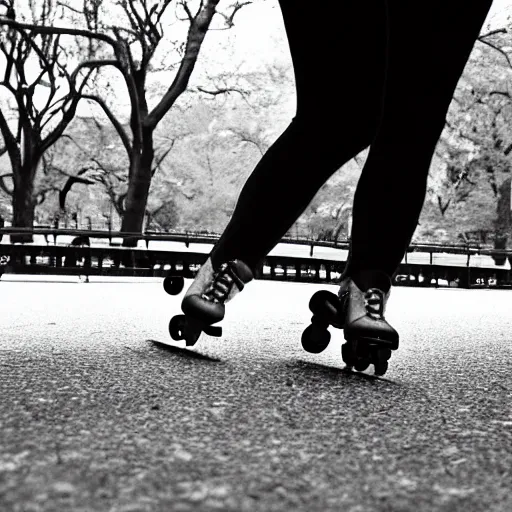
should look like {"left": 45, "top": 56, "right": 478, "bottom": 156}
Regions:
{"left": 211, "top": 0, "right": 493, "bottom": 278}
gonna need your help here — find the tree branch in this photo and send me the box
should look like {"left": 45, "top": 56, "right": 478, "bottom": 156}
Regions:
{"left": 0, "top": 173, "right": 13, "bottom": 196}
{"left": 489, "top": 90, "right": 511, "bottom": 99}
{"left": 39, "top": 66, "right": 97, "bottom": 153}
{"left": 479, "top": 28, "right": 507, "bottom": 39}
{"left": 81, "top": 94, "right": 132, "bottom": 155}
{"left": 146, "top": 0, "right": 222, "bottom": 128}
{"left": 70, "top": 58, "right": 121, "bottom": 83}
{"left": 0, "top": 18, "right": 118, "bottom": 48}
{"left": 59, "top": 172, "right": 95, "bottom": 209}
{"left": 0, "top": 107, "right": 19, "bottom": 165}
{"left": 477, "top": 38, "right": 512, "bottom": 69}
{"left": 195, "top": 85, "right": 250, "bottom": 99}
{"left": 151, "top": 139, "right": 175, "bottom": 176}
{"left": 216, "top": 1, "right": 252, "bottom": 28}
{"left": 437, "top": 195, "right": 450, "bottom": 216}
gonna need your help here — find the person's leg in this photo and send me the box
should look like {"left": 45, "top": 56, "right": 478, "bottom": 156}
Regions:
{"left": 210, "top": 0, "right": 388, "bottom": 273}
{"left": 330, "top": 1, "right": 493, "bottom": 373}
{"left": 344, "top": 0, "right": 493, "bottom": 280}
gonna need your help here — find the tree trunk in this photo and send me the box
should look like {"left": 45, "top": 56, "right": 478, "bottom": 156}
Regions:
{"left": 12, "top": 161, "right": 38, "bottom": 243}
{"left": 121, "top": 135, "right": 154, "bottom": 247}
{"left": 495, "top": 177, "right": 512, "bottom": 266}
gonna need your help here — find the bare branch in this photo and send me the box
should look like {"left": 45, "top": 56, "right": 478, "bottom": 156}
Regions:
{"left": 39, "top": 68, "right": 98, "bottom": 153}
{"left": 489, "top": 90, "right": 512, "bottom": 100}
{"left": 58, "top": 133, "right": 91, "bottom": 156}
{"left": 479, "top": 28, "right": 507, "bottom": 39}
{"left": 437, "top": 195, "right": 451, "bottom": 216}
{"left": 477, "top": 38, "right": 512, "bottom": 69}
{"left": 0, "top": 107, "right": 19, "bottom": 165}
{"left": 57, "top": 2, "right": 83, "bottom": 16}
{"left": 146, "top": 0, "right": 221, "bottom": 128}
{"left": 228, "top": 127, "right": 266, "bottom": 155}
{"left": 70, "top": 58, "right": 121, "bottom": 83}
{"left": 0, "top": 173, "right": 13, "bottom": 196}
{"left": 151, "top": 139, "right": 176, "bottom": 175}
{"left": 0, "top": 18, "right": 118, "bottom": 48}
{"left": 216, "top": 1, "right": 252, "bottom": 29}
{"left": 196, "top": 85, "right": 250, "bottom": 100}
{"left": 179, "top": 0, "right": 194, "bottom": 22}
{"left": 81, "top": 94, "right": 132, "bottom": 155}
{"left": 59, "top": 170, "right": 96, "bottom": 209}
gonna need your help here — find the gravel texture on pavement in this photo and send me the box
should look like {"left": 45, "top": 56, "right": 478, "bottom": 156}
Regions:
{"left": 1, "top": 280, "right": 511, "bottom": 511}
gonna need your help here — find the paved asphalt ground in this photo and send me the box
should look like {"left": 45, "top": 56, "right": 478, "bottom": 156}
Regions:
{"left": 1, "top": 278, "right": 511, "bottom": 512}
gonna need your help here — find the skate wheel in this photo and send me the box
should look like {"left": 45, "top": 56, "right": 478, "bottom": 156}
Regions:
{"left": 169, "top": 315, "right": 188, "bottom": 341}
{"left": 163, "top": 276, "right": 185, "bottom": 295}
{"left": 203, "top": 325, "right": 223, "bottom": 337}
{"left": 184, "top": 328, "right": 202, "bottom": 346}
{"left": 354, "top": 340, "right": 370, "bottom": 360}
{"left": 301, "top": 324, "right": 331, "bottom": 354}
{"left": 354, "top": 358, "right": 370, "bottom": 372}
{"left": 169, "top": 315, "right": 202, "bottom": 345}
{"left": 341, "top": 343, "right": 356, "bottom": 367}
{"left": 309, "top": 290, "right": 340, "bottom": 318}
{"left": 376, "top": 347, "right": 392, "bottom": 361}
{"left": 374, "top": 361, "right": 388, "bottom": 376}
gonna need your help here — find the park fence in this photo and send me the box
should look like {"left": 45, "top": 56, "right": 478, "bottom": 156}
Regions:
{"left": 1, "top": 227, "right": 511, "bottom": 289}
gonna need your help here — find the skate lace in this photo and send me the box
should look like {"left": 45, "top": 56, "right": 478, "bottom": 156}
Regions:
{"left": 202, "top": 261, "right": 244, "bottom": 304}
{"left": 364, "top": 288, "right": 385, "bottom": 320}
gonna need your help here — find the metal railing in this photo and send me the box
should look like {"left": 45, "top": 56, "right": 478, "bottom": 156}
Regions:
{"left": 1, "top": 226, "right": 508, "bottom": 255}
{"left": 0, "top": 228, "right": 511, "bottom": 288}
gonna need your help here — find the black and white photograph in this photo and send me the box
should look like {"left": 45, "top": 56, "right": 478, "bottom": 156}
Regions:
{"left": 0, "top": 0, "right": 511, "bottom": 510}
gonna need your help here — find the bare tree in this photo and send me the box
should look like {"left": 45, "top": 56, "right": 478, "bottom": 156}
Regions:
{"left": 1, "top": 0, "right": 251, "bottom": 243}
{"left": 428, "top": 25, "right": 512, "bottom": 221}
{"left": 53, "top": 0, "right": 252, "bottom": 244}
{"left": 0, "top": 0, "right": 97, "bottom": 241}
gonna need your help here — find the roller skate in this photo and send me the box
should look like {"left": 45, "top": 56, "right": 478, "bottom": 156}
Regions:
{"left": 301, "top": 269, "right": 399, "bottom": 376}
{"left": 341, "top": 270, "right": 399, "bottom": 376}
{"left": 166, "top": 257, "right": 253, "bottom": 346}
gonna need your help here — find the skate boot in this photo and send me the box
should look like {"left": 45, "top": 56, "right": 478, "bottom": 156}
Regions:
{"left": 341, "top": 269, "right": 399, "bottom": 376}
{"left": 168, "top": 257, "right": 253, "bottom": 346}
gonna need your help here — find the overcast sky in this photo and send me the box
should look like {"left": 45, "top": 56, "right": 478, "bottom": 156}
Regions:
{"left": 219, "top": 0, "right": 512, "bottom": 68}
{"left": 3, "top": 0, "right": 512, "bottom": 119}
